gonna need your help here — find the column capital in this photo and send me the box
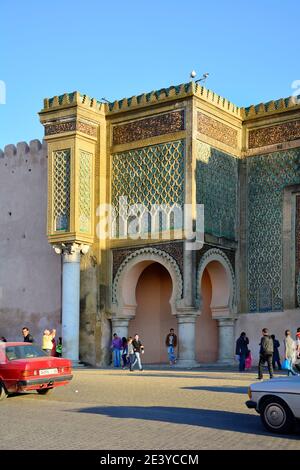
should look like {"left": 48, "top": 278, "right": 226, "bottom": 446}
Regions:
{"left": 217, "top": 317, "right": 236, "bottom": 327}
{"left": 111, "top": 317, "right": 133, "bottom": 328}
{"left": 176, "top": 308, "right": 199, "bottom": 324}
{"left": 53, "top": 243, "right": 90, "bottom": 262}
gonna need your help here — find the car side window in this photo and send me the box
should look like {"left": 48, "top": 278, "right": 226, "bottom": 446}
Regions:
{"left": 6, "top": 347, "right": 18, "bottom": 361}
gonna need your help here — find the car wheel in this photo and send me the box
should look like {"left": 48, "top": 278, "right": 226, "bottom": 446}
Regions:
{"left": 260, "top": 397, "right": 294, "bottom": 434}
{"left": 0, "top": 382, "right": 8, "bottom": 401}
{"left": 37, "top": 388, "right": 53, "bottom": 395}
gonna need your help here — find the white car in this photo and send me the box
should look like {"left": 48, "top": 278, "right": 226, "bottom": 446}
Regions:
{"left": 246, "top": 376, "right": 300, "bottom": 433}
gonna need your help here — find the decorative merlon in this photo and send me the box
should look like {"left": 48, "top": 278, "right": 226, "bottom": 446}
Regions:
{"left": 0, "top": 139, "right": 45, "bottom": 159}
{"left": 42, "top": 91, "right": 107, "bottom": 113}
{"left": 242, "top": 94, "right": 300, "bottom": 119}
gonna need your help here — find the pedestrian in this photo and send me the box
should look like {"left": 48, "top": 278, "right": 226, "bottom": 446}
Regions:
{"left": 165, "top": 328, "right": 177, "bottom": 366}
{"left": 235, "top": 332, "right": 249, "bottom": 372}
{"left": 245, "top": 350, "right": 252, "bottom": 370}
{"left": 127, "top": 336, "right": 135, "bottom": 371}
{"left": 121, "top": 337, "right": 128, "bottom": 369}
{"left": 132, "top": 334, "right": 144, "bottom": 371}
{"left": 111, "top": 333, "right": 122, "bottom": 367}
{"left": 294, "top": 328, "right": 300, "bottom": 374}
{"left": 50, "top": 329, "right": 57, "bottom": 357}
{"left": 271, "top": 334, "right": 281, "bottom": 370}
{"left": 0, "top": 336, "right": 7, "bottom": 342}
{"left": 283, "top": 329, "right": 297, "bottom": 376}
{"left": 257, "top": 328, "right": 274, "bottom": 380}
{"left": 42, "top": 329, "right": 53, "bottom": 356}
{"left": 56, "top": 337, "right": 62, "bottom": 357}
{"left": 22, "top": 327, "right": 34, "bottom": 343}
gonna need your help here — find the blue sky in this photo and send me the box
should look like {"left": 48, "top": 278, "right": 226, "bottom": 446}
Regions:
{"left": 0, "top": 0, "right": 300, "bottom": 148}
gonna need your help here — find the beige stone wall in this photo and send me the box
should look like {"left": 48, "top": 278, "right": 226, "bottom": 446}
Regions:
{"left": 0, "top": 140, "right": 61, "bottom": 346}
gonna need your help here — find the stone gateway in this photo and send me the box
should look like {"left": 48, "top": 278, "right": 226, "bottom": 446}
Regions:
{"left": 1, "top": 82, "right": 300, "bottom": 366}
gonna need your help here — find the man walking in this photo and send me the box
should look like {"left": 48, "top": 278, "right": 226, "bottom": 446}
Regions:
{"left": 22, "top": 327, "right": 34, "bottom": 343}
{"left": 165, "top": 328, "right": 177, "bottom": 366}
{"left": 257, "top": 328, "right": 274, "bottom": 380}
{"left": 271, "top": 334, "right": 281, "bottom": 370}
{"left": 235, "top": 332, "right": 249, "bottom": 372}
{"left": 132, "top": 334, "right": 144, "bottom": 371}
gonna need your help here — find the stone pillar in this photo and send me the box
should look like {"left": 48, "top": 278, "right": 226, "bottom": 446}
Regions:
{"left": 176, "top": 311, "right": 198, "bottom": 367}
{"left": 217, "top": 318, "right": 235, "bottom": 364}
{"left": 61, "top": 244, "right": 82, "bottom": 365}
{"left": 111, "top": 317, "right": 130, "bottom": 340}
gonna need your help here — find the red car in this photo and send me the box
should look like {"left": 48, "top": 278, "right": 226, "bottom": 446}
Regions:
{"left": 0, "top": 342, "right": 73, "bottom": 400}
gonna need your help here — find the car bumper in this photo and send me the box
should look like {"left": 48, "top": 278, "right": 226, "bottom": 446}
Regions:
{"left": 246, "top": 400, "right": 257, "bottom": 409}
{"left": 17, "top": 374, "right": 73, "bottom": 389}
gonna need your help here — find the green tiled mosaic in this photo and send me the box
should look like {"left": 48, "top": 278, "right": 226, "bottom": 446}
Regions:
{"left": 247, "top": 149, "right": 300, "bottom": 312}
{"left": 196, "top": 142, "right": 238, "bottom": 240}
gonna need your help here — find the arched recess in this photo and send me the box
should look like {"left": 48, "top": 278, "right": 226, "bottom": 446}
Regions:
{"left": 196, "top": 248, "right": 235, "bottom": 317}
{"left": 196, "top": 248, "right": 236, "bottom": 364}
{"left": 112, "top": 247, "right": 183, "bottom": 319}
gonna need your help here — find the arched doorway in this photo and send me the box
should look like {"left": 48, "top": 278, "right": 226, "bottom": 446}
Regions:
{"left": 196, "top": 249, "right": 236, "bottom": 364}
{"left": 111, "top": 247, "right": 183, "bottom": 364}
{"left": 128, "top": 263, "right": 174, "bottom": 364}
{"left": 196, "top": 268, "right": 218, "bottom": 362}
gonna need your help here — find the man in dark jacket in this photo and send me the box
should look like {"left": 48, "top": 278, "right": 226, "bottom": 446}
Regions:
{"left": 235, "top": 332, "right": 249, "bottom": 372}
{"left": 22, "top": 327, "right": 34, "bottom": 343}
{"left": 165, "top": 328, "right": 178, "bottom": 366}
{"left": 258, "top": 328, "right": 274, "bottom": 380}
{"left": 271, "top": 334, "right": 281, "bottom": 370}
{"left": 132, "top": 334, "right": 144, "bottom": 371}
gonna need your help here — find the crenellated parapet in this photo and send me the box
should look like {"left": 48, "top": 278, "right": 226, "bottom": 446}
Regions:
{"left": 0, "top": 140, "right": 46, "bottom": 174}
{"left": 106, "top": 81, "right": 243, "bottom": 118}
{"left": 42, "top": 91, "right": 107, "bottom": 113}
{"left": 242, "top": 95, "right": 300, "bottom": 119}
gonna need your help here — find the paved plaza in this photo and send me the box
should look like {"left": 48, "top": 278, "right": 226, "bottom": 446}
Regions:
{"left": 0, "top": 367, "right": 299, "bottom": 450}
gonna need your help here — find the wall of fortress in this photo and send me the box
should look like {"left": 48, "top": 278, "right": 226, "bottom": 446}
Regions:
{"left": 0, "top": 140, "right": 61, "bottom": 345}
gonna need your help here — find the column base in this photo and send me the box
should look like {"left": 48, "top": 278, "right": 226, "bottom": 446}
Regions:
{"left": 71, "top": 361, "right": 85, "bottom": 368}
{"left": 217, "top": 359, "right": 235, "bottom": 366}
{"left": 175, "top": 359, "right": 199, "bottom": 368}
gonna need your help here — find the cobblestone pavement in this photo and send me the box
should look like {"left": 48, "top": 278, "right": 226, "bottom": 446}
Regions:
{"left": 0, "top": 367, "right": 299, "bottom": 450}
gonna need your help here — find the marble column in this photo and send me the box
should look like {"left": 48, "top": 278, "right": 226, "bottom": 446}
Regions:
{"left": 61, "top": 244, "right": 82, "bottom": 365}
{"left": 176, "top": 311, "right": 198, "bottom": 367}
{"left": 217, "top": 318, "right": 235, "bottom": 364}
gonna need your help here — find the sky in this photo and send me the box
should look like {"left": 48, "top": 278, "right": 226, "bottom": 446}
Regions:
{"left": 0, "top": 0, "right": 300, "bottom": 148}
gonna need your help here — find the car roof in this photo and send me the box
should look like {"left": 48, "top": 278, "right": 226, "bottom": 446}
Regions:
{"left": 0, "top": 342, "right": 33, "bottom": 346}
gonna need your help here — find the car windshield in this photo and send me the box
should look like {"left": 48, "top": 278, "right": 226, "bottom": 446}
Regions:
{"left": 5, "top": 345, "right": 47, "bottom": 361}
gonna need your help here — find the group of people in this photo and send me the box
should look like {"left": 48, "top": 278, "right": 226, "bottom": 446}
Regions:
{"left": 111, "top": 328, "right": 178, "bottom": 370}
{"left": 111, "top": 333, "right": 145, "bottom": 371}
{"left": 0, "top": 327, "right": 63, "bottom": 357}
{"left": 236, "top": 327, "right": 300, "bottom": 380}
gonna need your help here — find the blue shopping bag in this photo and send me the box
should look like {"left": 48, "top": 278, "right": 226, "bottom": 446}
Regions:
{"left": 282, "top": 358, "right": 291, "bottom": 370}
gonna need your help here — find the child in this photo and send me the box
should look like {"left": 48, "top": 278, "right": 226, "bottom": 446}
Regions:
{"left": 245, "top": 350, "right": 252, "bottom": 370}
{"left": 56, "top": 337, "right": 62, "bottom": 357}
